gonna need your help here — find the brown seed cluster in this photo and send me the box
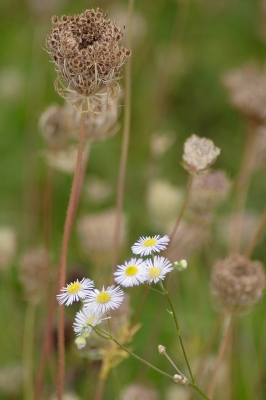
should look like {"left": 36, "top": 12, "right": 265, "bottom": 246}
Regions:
{"left": 46, "top": 9, "right": 131, "bottom": 102}
{"left": 211, "top": 253, "right": 265, "bottom": 315}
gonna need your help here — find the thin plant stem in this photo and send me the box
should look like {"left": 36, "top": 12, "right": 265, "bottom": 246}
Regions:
{"left": 112, "top": 0, "right": 134, "bottom": 274}
{"left": 162, "top": 350, "right": 184, "bottom": 376}
{"left": 168, "top": 175, "right": 193, "bottom": 248}
{"left": 244, "top": 205, "right": 266, "bottom": 258}
{"left": 207, "top": 315, "right": 232, "bottom": 399}
{"left": 161, "top": 282, "right": 195, "bottom": 383}
{"left": 96, "top": 329, "right": 210, "bottom": 400}
{"left": 94, "top": 376, "right": 106, "bottom": 400}
{"left": 57, "top": 111, "right": 86, "bottom": 400}
{"left": 23, "top": 303, "right": 36, "bottom": 400}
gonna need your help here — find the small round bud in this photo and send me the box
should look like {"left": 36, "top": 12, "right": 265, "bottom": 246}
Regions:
{"left": 173, "top": 260, "right": 188, "bottom": 272}
{"left": 158, "top": 345, "right": 166, "bottom": 355}
{"left": 181, "top": 378, "right": 188, "bottom": 386}
{"left": 173, "top": 374, "right": 182, "bottom": 383}
{"left": 75, "top": 335, "right": 86, "bottom": 349}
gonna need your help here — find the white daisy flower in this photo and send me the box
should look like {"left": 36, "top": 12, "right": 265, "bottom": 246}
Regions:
{"left": 114, "top": 258, "right": 147, "bottom": 287}
{"left": 73, "top": 307, "right": 106, "bottom": 336}
{"left": 84, "top": 285, "right": 124, "bottom": 315}
{"left": 144, "top": 256, "right": 173, "bottom": 283}
{"left": 131, "top": 235, "right": 170, "bottom": 256}
{"left": 56, "top": 278, "right": 94, "bottom": 306}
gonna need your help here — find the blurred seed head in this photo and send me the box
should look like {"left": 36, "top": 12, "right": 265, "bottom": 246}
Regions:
{"left": 65, "top": 86, "right": 121, "bottom": 143}
{"left": 188, "top": 170, "right": 231, "bottom": 213}
{"left": 18, "top": 248, "right": 50, "bottom": 305}
{"left": 39, "top": 104, "right": 69, "bottom": 151}
{"left": 0, "top": 364, "right": 23, "bottom": 397}
{"left": 167, "top": 221, "right": 210, "bottom": 260}
{"left": 223, "top": 62, "right": 266, "bottom": 124}
{"left": 211, "top": 253, "right": 266, "bottom": 315}
{"left": 0, "top": 67, "right": 23, "bottom": 101}
{"left": 84, "top": 175, "right": 113, "bottom": 204}
{"left": 46, "top": 9, "right": 131, "bottom": 109}
{"left": 0, "top": 227, "right": 16, "bottom": 271}
{"left": 146, "top": 180, "right": 184, "bottom": 231}
{"left": 46, "top": 145, "right": 78, "bottom": 174}
{"left": 218, "top": 211, "right": 260, "bottom": 252}
{"left": 120, "top": 384, "right": 159, "bottom": 400}
{"left": 77, "top": 209, "right": 127, "bottom": 266}
{"left": 150, "top": 131, "right": 176, "bottom": 158}
{"left": 182, "top": 134, "right": 220, "bottom": 175}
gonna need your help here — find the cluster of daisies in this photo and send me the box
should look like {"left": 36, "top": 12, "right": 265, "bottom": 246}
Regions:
{"left": 57, "top": 235, "right": 173, "bottom": 348}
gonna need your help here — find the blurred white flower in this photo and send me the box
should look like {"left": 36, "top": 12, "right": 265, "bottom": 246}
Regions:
{"left": 0, "top": 227, "right": 16, "bottom": 271}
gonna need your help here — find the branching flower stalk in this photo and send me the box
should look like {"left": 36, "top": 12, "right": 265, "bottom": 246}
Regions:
{"left": 94, "top": 326, "right": 210, "bottom": 400}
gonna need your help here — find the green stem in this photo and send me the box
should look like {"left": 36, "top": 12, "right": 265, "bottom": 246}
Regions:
{"left": 161, "top": 282, "right": 195, "bottom": 384}
{"left": 143, "top": 283, "right": 165, "bottom": 295}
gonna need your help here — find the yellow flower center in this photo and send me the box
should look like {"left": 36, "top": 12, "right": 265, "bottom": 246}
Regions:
{"left": 67, "top": 282, "right": 82, "bottom": 294}
{"left": 143, "top": 238, "right": 157, "bottom": 247}
{"left": 85, "top": 316, "right": 95, "bottom": 327}
{"left": 97, "top": 291, "right": 111, "bottom": 304}
{"left": 149, "top": 267, "right": 161, "bottom": 279}
{"left": 125, "top": 265, "right": 138, "bottom": 276}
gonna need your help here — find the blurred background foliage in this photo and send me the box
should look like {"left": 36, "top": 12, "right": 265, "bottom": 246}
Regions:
{"left": 0, "top": 0, "right": 266, "bottom": 399}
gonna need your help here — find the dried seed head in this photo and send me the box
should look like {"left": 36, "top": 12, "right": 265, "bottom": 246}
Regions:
{"left": 46, "top": 9, "right": 131, "bottom": 109}
{"left": 150, "top": 131, "right": 176, "bottom": 158}
{"left": 182, "top": 134, "right": 220, "bottom": 175}
{"left": 222, "top": 62, "right": 266, "bottom": 124}
{"left": 39, "top": 104, "right": 69, "bottom": 151}
{"left": 19, "top": 248, "right": 50, "bottom": 305}
{"left": 189, "top": 170, "right": 231, "bottom": 213}
{"left": 120, "top": 384, "right": 159, "bottom": 400}
{"left": 84, "top": 175, "right": 113, "bottom": 204}
{"left": 211, "top": 253, "right": 266, "bottom": 315}
{"left": 65, "top": 86, "right": 121, "bottom": 143}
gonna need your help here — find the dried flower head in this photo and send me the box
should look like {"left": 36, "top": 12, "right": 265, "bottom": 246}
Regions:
{"left": 19, "top": 248, "right": 50, "bottom": 305}
{"left": 222, "top": 62, "right": 266, "bottom": 124}
{"left": 120, "top": 384, "right": 159, "bottom": 400}
{"left": 84, "top": 175, "right": 113, "bottom": 204}
{"left": 182, "top": 134, "right": 220, "bottom": 175}
{"left": 46, "top": 9, "right": 131, "bottom": 110}
{"left": 39, "top": 104, "right": 69, "bottom": 151}
{"left": 65, "top": 86, "right": 121, "bottom": 142}
{"left": 211, "top": 253, "right": 266, "bottom": 315}
{"left": 0, "top": 227, "right": 16, "bottom": 271}
{"left": 189, "top": 170, "right": 231, "bottom": 212}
